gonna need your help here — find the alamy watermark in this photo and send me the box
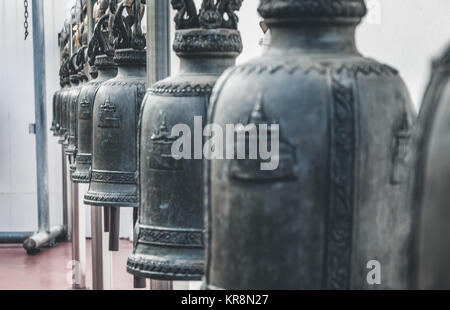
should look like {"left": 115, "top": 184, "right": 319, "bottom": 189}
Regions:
{"left": 166, "top": 115, "right": 281, "bottom": 171}
{"left": 367, "top": 260, "right": 381, "bottom": 285}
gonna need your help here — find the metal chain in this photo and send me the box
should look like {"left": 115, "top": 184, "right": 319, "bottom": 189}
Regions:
{"left": 24, "top": 0, "right": 29, "bottom": 40}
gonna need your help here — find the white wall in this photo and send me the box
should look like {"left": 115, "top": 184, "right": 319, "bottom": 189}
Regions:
{"left": 1, "top": 0, "right": 450, "bottom": 234}
{"left": 0, "top": 0, "right": 71, "bottom": 232}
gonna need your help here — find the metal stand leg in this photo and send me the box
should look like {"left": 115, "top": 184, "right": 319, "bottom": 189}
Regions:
{"left": 71, "top": 179, "right": 86, "bottom": 289}
{"left": 62, "top": 148, "right": 69, "bottom": 240}
{"left": 150, "top": 280, "right": 173, "bottom": 290}
{"left": 91, "top": 207, "right": 103, "bottom": 290}
{"left": 91, "top": 206, "right": 113, "bottom": 290}
{"left": 66, "top": 157, "right": 73, "bottom": 242}
{"left": 104, "top": 207, "right": 110, "bottom": 233}
{"left": 103, "top": 223, "right": 113, "bottom": 290}
{"left": 132, "top": 208, "right": 146, "bottom": 289}
{"left": 109, "top": 208, "right": 120, "bottom": 251}
{"left": 22, "top": 0, "right": 64, "bottom": 255}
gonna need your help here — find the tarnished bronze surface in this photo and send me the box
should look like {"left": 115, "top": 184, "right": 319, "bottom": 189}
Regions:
{"left": 204, "top": 0, "right": 416, "bottom": 290}
{"left": 84, "top": 0, "right": 146, "bottom": 208}
{"left": 72, "top": 11, "right": 118, "bottom": 184}
{"left": 127, "top": 0, "right": 243, "bottom": 281}
{"left": 411, "top": 44, "right": 450, "bottom": 290}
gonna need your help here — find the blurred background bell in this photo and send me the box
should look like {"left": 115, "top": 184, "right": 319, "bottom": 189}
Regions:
{"left": 127, "top": 0, "right": 243, "bottom": 281}
{"left": 84, "top": 0, "right": 146, "bottom": 251}
{"left": 411, "top": 43, "right": 450, "bottom": 289}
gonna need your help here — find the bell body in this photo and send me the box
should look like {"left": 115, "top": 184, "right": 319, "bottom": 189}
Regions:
{"left": 127, "top": 26, "right": 242, "bottom": 281}
{"left": 58, "top": 84, "right": 71, "bottom": 145}
{"left": 205, "top": 15, "right": 415, "bottom": 289}
{"left": 72, "top": 56, "right": 117, "bottom": 183}
{"left": 54, "top": 84, "right": 69, "bottom": 138}
{"left": 84, "top": 49, "right": 146, "bottom": 207}
{"left": 66, "top": 75, "right": 82, "bottom": 157}
{"left": 51, "top": 89, "right": 61, "bottom": 135}
{"left": 412, "top": 46, "right": 450, "bottom": 289}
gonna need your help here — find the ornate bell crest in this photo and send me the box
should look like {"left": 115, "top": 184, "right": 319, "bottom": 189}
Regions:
{"left": 127, "top": 0, "right": 243, "bottom": 281}
{"left": 72, "top": 9, "right": 118, "bottom": 184}
{"left": 84, "top": 0, "right": 146, "bottom": 249}
{"left": 204, "top": 0, "right": 416, "bottom": 289}
{"left": 411, "top": 44, "right": 450, "bottom": 289}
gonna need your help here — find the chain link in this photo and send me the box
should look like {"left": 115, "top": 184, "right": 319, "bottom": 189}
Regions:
{"left": 24, "top": 0, "right": 29, "bottom": 40}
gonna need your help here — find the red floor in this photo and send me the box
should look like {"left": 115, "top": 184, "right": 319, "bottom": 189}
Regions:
{"left": 0, "top": 239, "right": 145, "bottom": 290}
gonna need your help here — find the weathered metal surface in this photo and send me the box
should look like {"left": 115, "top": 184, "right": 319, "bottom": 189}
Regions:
{"left": 58, "top": 59, "right": 71, "bottom": 146}
{"left": 411, "top": 44, "right": 450, "bottom": 289}
{"left": 127, "top": 0, "right": 243, "bottom": 281}
{"left": 52, "top": 61, "right": 69, "bottom": 138}
{"left": 72, "top": 12, "right": 118, "bottom": 184}
{"left": 66, "top": 52, "right": 82, "bottom": 157}
{"left": 84, "top": 0, "right": 146, "bottom": 208}
{"left": 204, "top": 0, "right": 416, "bottom": 290}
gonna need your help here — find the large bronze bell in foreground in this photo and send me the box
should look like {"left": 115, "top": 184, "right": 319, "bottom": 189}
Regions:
{"left": 127, "top": 0, "right": 243, "bottom": 281}
{"left": 73, "top": 15, "right": 118, "bottom": 184}
{"left": 411, "top": 44, "right": 450, "bottom": 289}
{"left": 84, "top": 0, "right": 146, "bottom": 250}
{"left": 204, "top": 0, "right": 416, "bottom": 290}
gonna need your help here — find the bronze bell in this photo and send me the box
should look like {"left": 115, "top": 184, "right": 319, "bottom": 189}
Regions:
{"left": 204, "top": 0, "right": 416, "bottom": 289}
{"left": 72, "top": 14, "right": 118, "bottom": 184}
{"left": 411, "top": 44, "right": 450, "bottom": 289}
{"left": 126, "top": 0, "right": 243, "bottom": 281}
{"left": 50, "top": 74, "right": 62, "bottom": 135}
{"left": 84, "top": 0, "right": 146, "bottom": 251}
{"left": 66, "top": 15, "right": 89, "bottom": 159}
{"left": 66, "top": 52, "right": 83, "bottom": 157}
{"left": 51, "top": 64, "right": 67, "bottom": 136}
{"left": 58, "top": 59, "right": 71, "bottom": 146}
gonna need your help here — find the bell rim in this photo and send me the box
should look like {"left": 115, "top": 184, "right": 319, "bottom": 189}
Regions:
{"left": 126, "top": 254, "right": 204, "bottom": 281}
{"left": 71, "top": 170, "right": 90, "bottom": 184}
{"left": 126, "top": 267, "right": 203, "bottom": 282}
{"left": 83, "top": 190, "right": 138, "bottom": 207}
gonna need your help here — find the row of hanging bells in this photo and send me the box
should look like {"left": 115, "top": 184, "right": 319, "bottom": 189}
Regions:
{"left": 48, "top": 0, "right": 450, "bottom": 289}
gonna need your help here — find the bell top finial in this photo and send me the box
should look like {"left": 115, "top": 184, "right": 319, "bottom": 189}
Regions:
{"left": 108, "top": 0, "right": 147, "bottom": 66}
{"left": 172, "top": 0, "right": 243, "bottom": 30}
{"left": 258, "top": 0, "right": 367, "bottom": 25}
{"left": 112, "top": 0, "right": 146, "bottom": 51}
{"left": 88, "top": 0, "right": 119, "bottom": 68}
{"left": 171, "top": 0, "right": 243, "bottom": 56}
